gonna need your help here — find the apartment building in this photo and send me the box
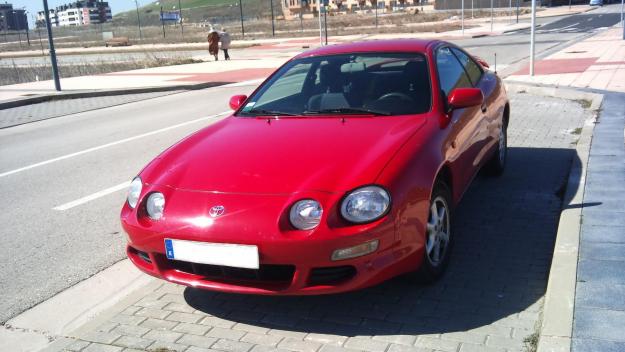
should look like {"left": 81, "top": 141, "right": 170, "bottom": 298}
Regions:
{"left": 0, "top": 3, "right": 28, "bottom": 31}
{"left": 36, "top": 1, "right": 111, "bottom": 27}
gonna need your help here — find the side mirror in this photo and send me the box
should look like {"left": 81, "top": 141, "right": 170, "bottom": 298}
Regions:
{"left": 447, "top": 88, "right": 483, "bottom": 111}
{"left": 229, "top": 95, "right": 248, "bottom": 111}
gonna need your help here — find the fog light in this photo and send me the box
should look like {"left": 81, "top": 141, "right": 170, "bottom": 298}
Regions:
{"left": 331, "top": 240, "right": 379, "bottom": 261}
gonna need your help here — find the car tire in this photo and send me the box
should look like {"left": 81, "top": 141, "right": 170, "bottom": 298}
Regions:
{"left": 413, "top": 180, "right": 453, "bottom": 283}
{"left": 485, "top": 123, "right": 507, "bottom": 176}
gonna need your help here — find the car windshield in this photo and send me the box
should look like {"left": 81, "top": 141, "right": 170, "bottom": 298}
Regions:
{"left": 238, "top": 52, "right": 432, "bottom": 117}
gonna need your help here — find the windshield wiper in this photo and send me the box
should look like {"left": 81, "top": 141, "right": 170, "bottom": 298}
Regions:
{"left": 243, "top": 108, "right": 298, "bottom": 116}
{"left": 303, "top": 107, "right": 391, "bottom": 116}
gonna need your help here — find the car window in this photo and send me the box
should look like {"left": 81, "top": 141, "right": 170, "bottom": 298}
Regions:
{"left": 451, "top": 48, "right": 483, "bottom": 86}
{"left": 238, "top": 53, "right": 431, "bottom": 116}
{"left": 436, "top": 47, "right": 472, "bottom": 96}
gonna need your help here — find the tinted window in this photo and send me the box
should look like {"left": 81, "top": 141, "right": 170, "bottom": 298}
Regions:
{"left": 436, "top": 47, "right": 472, "bottom": 96}
{"left": 239, "top": 53, "right": 431, "bottom": 116}
{"left": 451, "top": 48, "right": 483, "bottom": 86}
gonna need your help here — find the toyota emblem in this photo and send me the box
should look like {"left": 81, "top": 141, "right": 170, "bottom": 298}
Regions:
{"left": 209, "top": 205, "right": 225, "bottom": 217}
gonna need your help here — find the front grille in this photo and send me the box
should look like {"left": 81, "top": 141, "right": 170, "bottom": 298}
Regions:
{"left": 308, "top": 266, "right": 356, "bottom": 286}
{"left": 169, "top": 260, "right": 295, "bottom": 283}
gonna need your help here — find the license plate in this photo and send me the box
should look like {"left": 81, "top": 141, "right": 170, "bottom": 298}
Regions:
{"left": 164, "top": 239, "right": 259, "bottom": 269}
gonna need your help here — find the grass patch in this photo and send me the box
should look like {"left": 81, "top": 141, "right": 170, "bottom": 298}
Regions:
{"left": 0, "top": 56, "right": 203, "bottom": 86}
{"left": 523, "top": 331, "right": 539, "bottom": 352}
{"left": 571, "top": 127, "right": 583, "bottom": 135}
{"left": 574, "top": 99, "right": 592, "bottom": 109}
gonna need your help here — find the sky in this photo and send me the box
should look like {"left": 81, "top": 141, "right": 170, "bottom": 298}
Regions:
{"left": 6, "top": 0, "right": 139, "bottom": 26}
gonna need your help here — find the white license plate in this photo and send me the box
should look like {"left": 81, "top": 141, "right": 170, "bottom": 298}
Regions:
{"left": 164, "top": 239, "right": 259, "bottom": 269}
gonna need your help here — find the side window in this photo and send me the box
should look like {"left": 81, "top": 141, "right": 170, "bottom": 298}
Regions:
{"left": 451, "top": 48, "right": 483, "bottom": 86}
{"left": 436, "top": 47, "right": 472, "bottom": 96}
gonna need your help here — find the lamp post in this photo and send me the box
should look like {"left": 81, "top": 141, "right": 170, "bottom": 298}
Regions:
{"left": 160, "top": 5, "right": 165, "bottom": 38}
{"left": 177, "top": 0, "right": 184, "bottom": 40}
{"left": 238, "top": 0, "right": 245, "bottom": 38}
{"left": 42, "top": 0, "right": 61, "bottom": 91}
{"left": 270, "top": 0, "right": 275, "bottom": 37}
{"left": 530, "top": 0, "right": 536, "bottom": 76}
{"left": 134, "top": 0, "right": 143, "bottom": 40}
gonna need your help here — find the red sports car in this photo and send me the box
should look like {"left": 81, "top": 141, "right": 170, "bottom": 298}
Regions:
{"left": 122, "top": 39, "right": 509, "bottom": 295}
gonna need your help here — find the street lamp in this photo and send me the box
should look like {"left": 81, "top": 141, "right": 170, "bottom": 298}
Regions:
{"left": 270, "top": 0, "right": 275, "bottom": 37}
{"left": 42, "top": 0, "right": 61, "bottom": 91}
{"left": 134, "top": 0, "right": 143, "bottom": 40}
{"left": 238, "top": 1, "right": 245, "bottom": 38}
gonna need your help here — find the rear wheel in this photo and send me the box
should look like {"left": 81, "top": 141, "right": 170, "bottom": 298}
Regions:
{"left": 414, "top": 181, "right": 453, "bottom": 283}
{"left": 486, "top": 123, "right": 507, "bottom": 176}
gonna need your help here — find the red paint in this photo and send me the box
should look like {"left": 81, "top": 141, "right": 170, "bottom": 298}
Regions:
{"left": 121, "top": 39, "right": 509, "bottom": 295}
{"left": 513, "top": 58, "right": 598, "bottom": 75}
{"left": 229, "top": 95, "right": 247, "bottom": 110}
{"left": 448, "top": 88, "right": 484, "bottom": 110}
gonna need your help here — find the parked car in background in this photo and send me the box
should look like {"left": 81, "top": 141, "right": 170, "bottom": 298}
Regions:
{"left": 121, "top": 39, "right": 510, "bottom": 295}
{"left": 589, "top": 0, "right": 603, "bottom": 6}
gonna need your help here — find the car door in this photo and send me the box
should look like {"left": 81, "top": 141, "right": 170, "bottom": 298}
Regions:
{"left": 450, "top": 47, "right": 497, "bottom": 169}
{"left": 435, "top": 46, "right": 483, "bottom": 197}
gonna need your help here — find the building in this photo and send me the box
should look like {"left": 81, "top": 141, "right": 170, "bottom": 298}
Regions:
{"left": 36, "top": 9, "right": 58, "bottom": 28}
{"left": 0, "top": 3, "right": 28, "bottom": 31}
{"left": 36, "top": 1, "right": 111, "bottom": 27}
{"left": 281, "top": 0, "right": 422, "bottom": 18}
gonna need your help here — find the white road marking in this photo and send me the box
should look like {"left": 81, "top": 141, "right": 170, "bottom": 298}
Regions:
{"left": 53, "top": 181, "right": 130, "bottom": 211}
{"left": 542, "top": 22, "right": 580, "bottom": 33}
{"left": 0, "top": 111, "right": 230, "bottom": 178}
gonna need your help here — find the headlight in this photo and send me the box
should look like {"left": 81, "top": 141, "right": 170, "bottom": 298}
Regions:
{"left": 289, "top": 199, "right": 323, "bottom": 230}
{"left": 146, "top": 192, "right": 165, "bottom": 220}
{"left": 127, "top": 177, "right": 142, "bottom": 209}
{"left": 340, "top": 186, "right": 390, "bottom": 223}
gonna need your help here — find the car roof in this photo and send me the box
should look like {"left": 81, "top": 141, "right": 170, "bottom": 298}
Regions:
{"left": 293, "top": 39, "right": 443, "bottom": 59}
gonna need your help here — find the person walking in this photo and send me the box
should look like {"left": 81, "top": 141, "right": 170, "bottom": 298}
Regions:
{"left": 219, "top": 27, "right": 231, "bottom": 61}
{"left": 207, "top": 27, "right": 220, "bottom": 61}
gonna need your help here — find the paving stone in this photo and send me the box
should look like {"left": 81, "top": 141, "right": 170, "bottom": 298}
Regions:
{"left": 241, "top": 332, "right": 284, "bottom": 347}
{"left": 268, "top": 329, "right": 308, "bottom": 340}
{"left": 485, "top": 335, "right": 524, "bottom": 350}
{"left": 81, "top": 331, "right": 122, "bottom": 345}
{"left": 578, "top": 259, "right": 625, "bottom": 285}
{"left": 65, "top": 340, "right": 91, "bottom": 351}
{"left": 212, "top": 338, "right": 255, "bottom": 352}
{"left": 576, "top": 282, "right": 625, "bottom": 310}
{"left": 414, "top": 337, "right": 459, "bottom": 352}
{"left": 173, "top": 322, "right": 212, "bottom": 336}
{"left": 82, "top": 343, "right": 123, "bottom": 352}
{"left": 233, "top": 323, "right": 271, "bottom": 334}
{"left": 581, "top": 225, "right": 625, "bottom": 243}
{"left": 135, "top": 307, "right": 171, "bottom": 320}
{"left": 95, "top": 322, "right": 119, "bottom": 333}
{"left": 250, "top": 346, "right": 292, "bottom": 352}
{"left": 113, "top": 335, "right": 153, "bottom": 349}
{"left": 343, "top": 337, "right": 388, "bottom": 352}
{"left": 167, "top": 312, "right": 204, "bottom": 324}
{"left": 147, "top": 340, "right": 189, "bottom": 352}
{"left": 111, "top": 324, "right": 150, "bottom": 338}
{"left": 574, "top": 307, "right": 625, "bottom": 342}
{"left": 165, "top": 302, "right": 199, "bottom": 313}
{"left": 177, "top": 334, "right": 218, "bottom": 348}
{"left": 318, "top": 346, "right": 362, "bottom": 352}
{"left": 201, "top": 316, "right": 237, "bottom": 329}
{"left": 187, "top": 347, "right": 223, "bottom": 352}
{"left": 207, "top": 326, "right": 247, "bottom": 340}
{"left": 580, "top": 242, "right": 625, "bottom": 261}
{"left": 277, "top": 337, "right": 322, "bottom": 352}
{"left": 109, "top": 315, "right": 146, "bottom": 326}
{"left": 458, "top": 343, "right": 506, "bottom": 352}
{"left": 305, "top": 333, "right": 347, "bottom": 346}
{"left": 572, "top": 338, "right": 625, "bottom": 352}
{"left": 140, "top": 318, "right": 179, "bottom": 330}
{"left": 387, "top": 344, "right": 432, "bottom": 352}
{"left": 143, "top": 329, "right": 184, "bottom": 343}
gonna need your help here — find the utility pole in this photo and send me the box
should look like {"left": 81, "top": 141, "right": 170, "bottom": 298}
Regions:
{"left": 270, "top": 0, "right": 275, "bottom": 37}
{"left": 490, "top": 0, "right": 494, "bottom": 32}
{"left": 177, "top": 0, "right": 184, "bottom": 40}
{"left": 530, "top": 0, "right": 536, "bottom": 76}
{"left": 160, "top": 6, "right": 165, "bottom": 38}
{"left": 134, "top": 0, "right": 143, "bottom": 40}
{"left": 238, "top": 0, "right": 245, "bottom": 38}
{"left": 42, "top": 0, "right": 61, "bottom": 91}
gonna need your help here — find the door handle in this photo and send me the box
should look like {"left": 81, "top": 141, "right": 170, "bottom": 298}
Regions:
{"left": 481, "top": 104, "right": 488, "bottom": 113}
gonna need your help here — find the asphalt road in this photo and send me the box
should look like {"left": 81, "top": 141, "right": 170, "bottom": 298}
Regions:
{"left": 0, "top": 5, "right": 620, "bottom": 324}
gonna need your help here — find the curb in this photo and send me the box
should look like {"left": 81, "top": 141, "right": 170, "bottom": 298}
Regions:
{"left": 505, "top": 83, "right": 602, "bottom": 352}
{"left": 0, "top": 81, "right": 230, "bottom": 110}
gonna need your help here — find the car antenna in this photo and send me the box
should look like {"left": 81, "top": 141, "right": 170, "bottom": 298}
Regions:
{"left": 494, "top": 53, "right": 497, "bottom": 74}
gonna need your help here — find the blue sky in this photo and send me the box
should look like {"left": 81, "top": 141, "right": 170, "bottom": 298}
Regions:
{"left": 9, "top": 0, "right": 140, "bottom": 26}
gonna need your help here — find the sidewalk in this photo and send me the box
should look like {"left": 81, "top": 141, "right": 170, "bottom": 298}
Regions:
{"left": 506, "top": 27, "right": 625, "bottom": 93}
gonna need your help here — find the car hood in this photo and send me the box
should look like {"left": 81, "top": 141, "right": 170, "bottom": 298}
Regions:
{"left": 140, "top": 115, "right": 427, "bottom": 194}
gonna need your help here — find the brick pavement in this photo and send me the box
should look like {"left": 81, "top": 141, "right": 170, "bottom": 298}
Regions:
{"left": 0, "top": 91, "right": 179, "bottom": 129}
{"left": 51, "top": 92, "right": 591, "bottom": 352}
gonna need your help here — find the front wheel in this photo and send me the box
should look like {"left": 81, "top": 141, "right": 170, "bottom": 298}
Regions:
{"left": 414, "top": 181, "right": 453, "bottom": 283}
